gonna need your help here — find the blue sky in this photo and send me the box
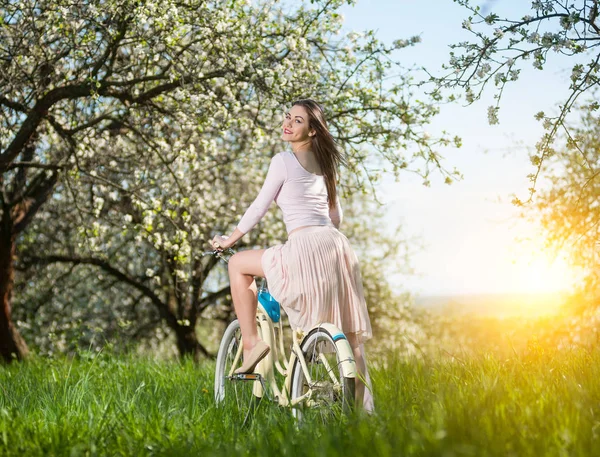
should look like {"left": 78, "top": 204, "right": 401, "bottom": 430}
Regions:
{"left": 339, "top": 0, "right": 584, "bottom": 295}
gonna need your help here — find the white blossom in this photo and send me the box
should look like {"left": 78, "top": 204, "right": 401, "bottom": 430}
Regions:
{"left": 476, "top": 63, "right": 492, "bottom": 78}
{"left": 487, "top": 105, "right": 499, "bottom": 125}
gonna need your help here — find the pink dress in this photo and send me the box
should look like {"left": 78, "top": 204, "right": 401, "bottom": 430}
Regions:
{"left": 237, "top": 151, "right": 372, "bottom": 344}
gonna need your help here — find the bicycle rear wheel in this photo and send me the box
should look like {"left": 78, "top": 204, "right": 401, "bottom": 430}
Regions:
{"left": 290, "top": 327, "right": 355, "bottom": 422}
{"left": 214, "top": 320, "right": 263, "bottom": 421}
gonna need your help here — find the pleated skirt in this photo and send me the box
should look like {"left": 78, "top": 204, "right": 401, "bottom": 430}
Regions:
{"left": 261, "top": 225, "right": 372, "bottom": 344}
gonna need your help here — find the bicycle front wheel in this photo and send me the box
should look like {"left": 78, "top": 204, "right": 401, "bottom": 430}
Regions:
{"left": 214, "top": 319, "right": 263, "bottom": 420}
{"left": 290, "top": 327, "right": 355, "bottom": 422}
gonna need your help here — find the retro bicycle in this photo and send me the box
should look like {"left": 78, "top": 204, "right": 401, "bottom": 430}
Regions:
{"left": 203, "top": 249, "right": 356, "bottom": 423}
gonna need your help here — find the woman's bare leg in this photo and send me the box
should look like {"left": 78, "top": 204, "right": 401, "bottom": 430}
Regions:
{"left": 347, "top": 333, "right": 374, "bottom": 412}
{"left": 227, "top": 249, "right": 267, "bottom": 360}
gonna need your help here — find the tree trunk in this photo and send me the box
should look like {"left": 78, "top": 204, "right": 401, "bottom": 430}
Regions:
{"left": 0, "top": 226, "right": 29, "bottom": 362}
{"left": 173, "top": 322, "right": 209, "bottom": 362}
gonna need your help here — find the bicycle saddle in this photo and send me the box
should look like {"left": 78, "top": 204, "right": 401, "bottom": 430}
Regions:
{"left": 258, "top": 291, "right": 281, "bottom": 323}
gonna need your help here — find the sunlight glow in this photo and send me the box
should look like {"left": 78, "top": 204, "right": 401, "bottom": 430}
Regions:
{"left": 506, "top": 240, "right": 578, "bottom": 294}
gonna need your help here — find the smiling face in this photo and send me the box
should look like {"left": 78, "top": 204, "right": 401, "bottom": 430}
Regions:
{"left": 281, "top": 104, "right": 316, "bottom": 147}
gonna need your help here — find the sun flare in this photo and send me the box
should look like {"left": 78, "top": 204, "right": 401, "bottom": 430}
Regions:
{"left": 508, "top": 242, "right": 578, "bottom": 294}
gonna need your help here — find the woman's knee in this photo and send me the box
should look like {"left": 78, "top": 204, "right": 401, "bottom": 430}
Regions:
{"left": 227, "top": 249, "right": 266, "bottom": 278}
{"left": 228, "top": 252, "right": 242, "bottom": 275}
{"left": 228, "top": 253, "right": 257, "bottom": 292}
{"left": 228, "top": 252, "right": 252, "bottom": 278}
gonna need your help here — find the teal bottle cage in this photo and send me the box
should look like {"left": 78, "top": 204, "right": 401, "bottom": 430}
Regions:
{"left": 258, "top": 291, "right": 281, "bottom": 323}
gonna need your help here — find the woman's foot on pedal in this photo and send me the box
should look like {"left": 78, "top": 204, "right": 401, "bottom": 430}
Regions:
{"left": 234, "top": 340, "right": 270, "bottom": 374}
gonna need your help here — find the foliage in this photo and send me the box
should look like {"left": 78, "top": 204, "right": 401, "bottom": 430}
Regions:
{"left": 2, "top": 347, "right": 600, "bottom": 455}
{"left": 432, "top": 0, "right": 600, "bottom": 201}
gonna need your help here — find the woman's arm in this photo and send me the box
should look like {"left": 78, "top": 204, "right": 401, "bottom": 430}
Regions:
{"left": 213, "top": 154, "right": 286, "bottom": 249}
{"left": 329, "top": 195, "right": 343, "bottom": 229}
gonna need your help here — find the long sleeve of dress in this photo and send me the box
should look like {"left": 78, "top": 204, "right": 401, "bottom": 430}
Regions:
{"left": 236, "top": 154, "right": 287, "bottom": 234}
{"left": 329, "top": 195, "right": 343, "bottom": 228}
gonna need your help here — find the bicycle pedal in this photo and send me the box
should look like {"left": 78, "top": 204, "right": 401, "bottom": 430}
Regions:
{"left": 230, "top": 373, "right": 262, "bottom": 381}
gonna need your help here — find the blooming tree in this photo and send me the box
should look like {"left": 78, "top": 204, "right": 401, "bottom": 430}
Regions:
{"left": 432, "top": 0, "right": 600, "bottom": 202}
{"left": 530, "top": 100, "right": 600, "bottom": 294}
{"left": 2, "top": 0, "right": 456, "bottom": 361}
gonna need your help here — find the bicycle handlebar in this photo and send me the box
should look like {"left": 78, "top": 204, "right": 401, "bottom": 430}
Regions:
{"left": 201, "top": 248, "right": 235, "bottom": 263}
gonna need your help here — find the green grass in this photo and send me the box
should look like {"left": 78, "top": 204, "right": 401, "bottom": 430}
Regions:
{"left": 1, "top": 348, "right": 599, "bottom": 456}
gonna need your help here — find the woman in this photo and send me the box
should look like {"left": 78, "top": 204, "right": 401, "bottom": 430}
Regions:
{"left": 211, "top": 99, "right": 373, "bottom": 411}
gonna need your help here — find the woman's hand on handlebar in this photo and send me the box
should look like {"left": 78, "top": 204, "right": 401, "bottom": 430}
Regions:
{"left": 211, "top": 234, "right": 232, "bottom": 251}
{"left": 210, "top": 228, "right": 244, "bottom": 252}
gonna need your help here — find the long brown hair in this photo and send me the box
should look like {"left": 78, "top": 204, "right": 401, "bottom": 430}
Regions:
{"left": 292, "top": 99, "right": 345, "bottom": 209}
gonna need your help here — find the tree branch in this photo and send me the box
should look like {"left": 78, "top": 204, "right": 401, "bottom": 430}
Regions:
{"left": 7, "top": 162, "right": 63, "bottom": 171}
{"left": 25, "top": 254, "right": 180, "bottom": 330}
{"left": 0, "top": 95, "right": 28, "bottom": 113}
{"left": 198, "top": 285, "right": 231, "bottom": 314}
{"left": 11, "top": 171, "right": 57, "bottom": 234}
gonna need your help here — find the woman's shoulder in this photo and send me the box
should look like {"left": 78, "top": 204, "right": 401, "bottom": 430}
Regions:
{"left": 272, "top": 151, "right": 295, "bottom": 167}
{"left": 265, "top": 152, "right": 289, "bottom": 180}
